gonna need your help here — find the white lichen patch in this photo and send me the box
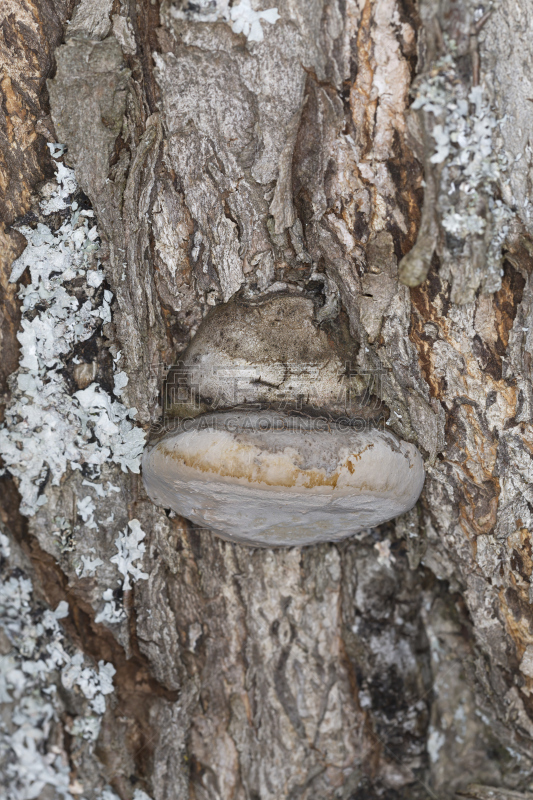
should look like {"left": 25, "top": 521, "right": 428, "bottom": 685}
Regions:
{"left": 374, "top": 539, "right": 395, "bottom": 566}
{"left": 0, "top": 150, "right": 145, "bottom": 518}
{"left": 132, "top": 790, "right": 153, "bottom": 800}
{"left": 228, "top": 0, "right": 279, "bottom": 42}
{"left": 77, "top": 553, "right": 105, "bottom": 578}
{"left": 82, "top": 519, "right": 148, "bottom": 625}
{"left": 40, "top": 153, "right": 77, "bottom": 215}
{"left": 94, "top": 588, "right": 126, "bottom": 625}
{"left": 97, "top": 788, "right": 153, "bottom": 800}
{"left": 110, "top": 519, "right": 149, "bottom": 592}
{"left": 169, "top": 0, "right": 279, "bottom": 42}
{"left": 0, "top": 532, "right": 115, "bottom": 800}
{"left": 427, "top": 725, "right": 446, "bottom": 764}
{"left": 412, "top": 56, "right": 515, "bottom": 299}
{"left": 61, "top": 654, "right": 115, "bottom": 716}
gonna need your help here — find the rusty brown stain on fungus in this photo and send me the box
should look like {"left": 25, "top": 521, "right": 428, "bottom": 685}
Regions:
{"left": 161, "top": 443, "right": 391, "bottom": 491}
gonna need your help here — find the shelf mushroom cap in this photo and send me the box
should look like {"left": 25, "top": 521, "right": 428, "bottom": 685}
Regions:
{"left": 165, "top": 293, "right": 383, "bottom": 421}
{"left": 142, "top": 411, "right": 425, "bottom": 547}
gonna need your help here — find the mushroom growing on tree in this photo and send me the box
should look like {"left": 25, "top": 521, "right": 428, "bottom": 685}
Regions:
{"left": 3, "top": 0, "right": 533, "bottom": 795}
{"left": 142, "top": 294, "right": 425, "bottom": 545}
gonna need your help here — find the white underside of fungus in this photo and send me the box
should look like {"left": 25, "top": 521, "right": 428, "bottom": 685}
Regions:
{"left": 142, "top": 412, "right": 425, "bottom": 547}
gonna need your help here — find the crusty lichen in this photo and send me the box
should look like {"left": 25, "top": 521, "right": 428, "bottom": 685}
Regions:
{"left": 0, "top": 149, "right": 145, "bottom": 519}
{"left": 0, "top": 531, "right": 117, "bottom": 799}
{"left": 400, "top": 52, "right": 515, "bottom": 302}
{"left": 0, "top": 149, "right": 155, "bottom": 797}
{"left": 167, "top": 0, "right": 279, "bottom": 42}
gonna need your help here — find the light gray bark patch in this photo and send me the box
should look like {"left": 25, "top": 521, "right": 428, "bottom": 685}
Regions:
{"left": 153, "top": 16, "right": 313, "bottom": 297}
{"left": 268, "top": 107, "right": 301, "bottom": 233}
{"left": 359, "top": 231, "right": 398, "bottom": 343}
{"left": 398, "top": 111, "right": 440, "bottom": 288}
{"left": 273, "top": 643, "right": 307, "bottom": 739}
{"left": 154, "top": 45, "right": 250, "bottom": 300}
{"left": 150, "top": 173, "right": 206, "bottom": 343}
{"left": 67, "top": 0, "right": 113, "bottom": 40}
{"left": 48, "top": 36, "right": 167, "bottom": 422}
{"left": 48, "top": 37, "right": 129, "bottom": 195}
{"left": 422, "top": 593, "right": 507, "bottom": 795}
{"left": 405, "top": 1, "right": 523, "bottom": 302}
{"left": 482, "top": 0, "right": 533, "bottom": 238}
{"left": 123, "top": 116, "right": 163, "bottom": 330}
{"left": 150, "top": 693, "right": 196, "bottom": 800}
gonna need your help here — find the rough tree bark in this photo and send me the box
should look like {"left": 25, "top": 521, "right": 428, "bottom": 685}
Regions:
{"left": 2, "top": 0, "right": 533, "bottom": 798}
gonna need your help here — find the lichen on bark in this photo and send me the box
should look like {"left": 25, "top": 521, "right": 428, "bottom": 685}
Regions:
{"left": 2, "top": 0, "right": 533, "bottom": 798}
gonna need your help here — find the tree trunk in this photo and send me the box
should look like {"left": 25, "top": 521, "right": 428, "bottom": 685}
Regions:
{"left": 2, "top": 0, "right": 533, "bottom": 798}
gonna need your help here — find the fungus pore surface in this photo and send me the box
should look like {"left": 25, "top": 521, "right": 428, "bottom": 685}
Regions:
{"left": 142, "top": 412, "right": 425, "bottom": 546}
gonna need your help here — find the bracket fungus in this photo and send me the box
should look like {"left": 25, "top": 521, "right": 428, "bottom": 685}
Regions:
{"left": 143, "top": 294, "right": 425, "bottom": 546}
{"left": 163, "top": 293, "right": 376, "bottom": 420}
